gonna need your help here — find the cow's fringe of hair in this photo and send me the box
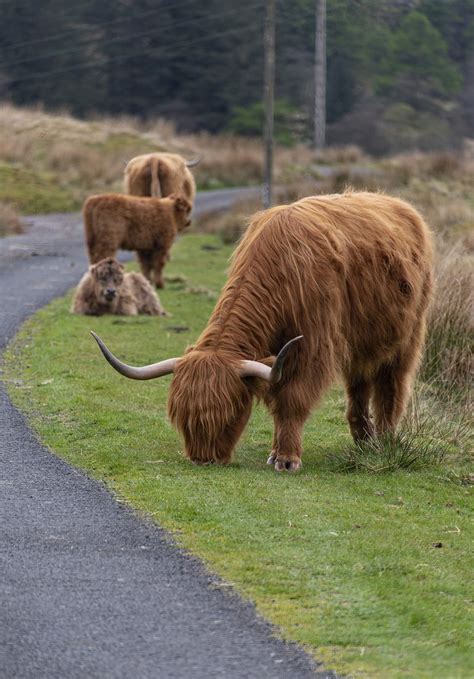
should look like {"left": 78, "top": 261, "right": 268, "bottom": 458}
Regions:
{"left": 168, "top": 351, "right": 252, "bottom": 464}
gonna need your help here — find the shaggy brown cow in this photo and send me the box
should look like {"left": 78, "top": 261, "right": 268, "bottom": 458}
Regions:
{"left": 91, "top": 192, "right": 433, "bottom": 472}
{"left": 83, "top": 193, "right": 192, "bottom": 288}
{"left": 124, "top": 152, "right": 199, "bottom": 202}
{"left": 72, "top": 258, "right": 167, "bottom": 316}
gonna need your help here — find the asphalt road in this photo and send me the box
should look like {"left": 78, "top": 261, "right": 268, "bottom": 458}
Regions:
{"left": 0, "top": 189, "right": 336, "bottom": 679}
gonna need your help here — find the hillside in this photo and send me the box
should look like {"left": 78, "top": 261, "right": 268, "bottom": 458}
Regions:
{"left": 0, "top": 102, "right": 324, "bottom": 232}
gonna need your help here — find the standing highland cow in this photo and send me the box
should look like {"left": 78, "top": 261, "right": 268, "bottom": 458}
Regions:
{"left": 72, "top": 258, "right": 167, "bottom": 316}
{"left": 92, "top": 192, "right": 433, "bottom": 472}
{"left": 83, "top": 193, "right": 192, "bottom": 288}
{"left": 124, "top": 152, "right": 199, "bottom": 203}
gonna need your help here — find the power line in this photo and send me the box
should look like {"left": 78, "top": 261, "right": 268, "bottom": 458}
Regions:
{"left": 263, "top": 0, "right": 275, "bottom": 209}
{"left": 7, "top": 22, "right": 263, "bottom": 87}
{"left": 0, "top": 4, "right": 260, "bottom": 71}
{"left": 0, "top": 0, "right": 207, "bottom": 55}
{"left": 314, "top": 0, "right": 326, "bottom": 149}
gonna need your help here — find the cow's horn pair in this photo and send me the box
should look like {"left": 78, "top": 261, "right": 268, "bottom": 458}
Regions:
{"left": 90, "top": 332, "right": 302, "bottom": 384}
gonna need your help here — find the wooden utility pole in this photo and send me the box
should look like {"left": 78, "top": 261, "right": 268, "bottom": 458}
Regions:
{"left": 314, "top": 0, "right": 326, "bottom": 149}
{"left": 263, "top": 0, "right": 275, "bottom": 209}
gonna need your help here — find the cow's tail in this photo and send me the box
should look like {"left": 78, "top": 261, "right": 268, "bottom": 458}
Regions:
{"left": 150, "top": 157, "right": 162, "bottom": 197}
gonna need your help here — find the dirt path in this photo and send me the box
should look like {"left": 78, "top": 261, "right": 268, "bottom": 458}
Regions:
{"left": 0, "top": 190, "right": 335, "bottom": 678}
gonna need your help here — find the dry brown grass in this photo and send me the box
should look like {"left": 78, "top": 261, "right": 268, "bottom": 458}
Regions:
{"left": 196, "top": 177, "right": 335, "bottom": 244}
{"left": 0, "top": 202, "right": 25, "bottom": 236}
{"left": 0, "top": 103, "right": 331, "bottom": 208}
{"left": 382, "top": 149, "right": 474, "bottom": 185}
{"left": 316, "top": 149, "right": 474, "bottom": 243}
{"left": 197, "top": 198, "right": 260, "bottom": 244}
{"left": 422, "top": 240, "right": 473, "bottom": 400}
{"left": 193, "top": 136, "right": 264, "bottom": 187}
{"left": 312, "top": 144, "right": 367, "bottom": 165}
{"left": 0, "top": 104, "right": 165, "bottom": 210}
{"left": 0, "top": 103, "right": 374, "bottom": 216}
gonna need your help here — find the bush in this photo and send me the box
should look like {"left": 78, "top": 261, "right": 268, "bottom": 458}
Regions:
{"left": 227, "top": 100, "right": 306, "bottom": 146}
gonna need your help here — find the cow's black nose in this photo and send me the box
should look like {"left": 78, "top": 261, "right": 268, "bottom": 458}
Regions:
{"left": 105, "top": 288, "right": 116, "bottom": 299}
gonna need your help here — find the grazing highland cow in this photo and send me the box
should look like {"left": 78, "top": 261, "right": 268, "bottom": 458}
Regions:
{"left": 92, "top": 192, "right": 433, "bottom": 472}
{"left": 84, "top": 193, "right": 192, "bottom": 288}
{"left": 72, "top": 258, "right": 167, "bottom": 316}
{"left": 124, "top": 152, "right": 199, "bottom": 202}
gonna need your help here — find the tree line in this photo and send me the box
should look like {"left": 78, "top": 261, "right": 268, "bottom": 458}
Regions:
{"left": 0, "top": 0, "right": 472, "bottom": 153}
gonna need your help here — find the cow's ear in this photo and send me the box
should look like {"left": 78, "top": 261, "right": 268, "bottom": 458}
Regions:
{"left": 174, "top": 195, "right": 190, "bottom": 212}
{"left": 258, "top": 355, "right": 276, "bottom": 367}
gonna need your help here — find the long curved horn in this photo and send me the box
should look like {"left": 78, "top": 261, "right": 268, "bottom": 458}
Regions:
{"left": 240, "top": 336, "right": 303, "bottom": 383}
{"left": 185, "top": 155, "right": 203, "bottom": 168}
{"left": 91, "top": 332, "right": 178, "bottom": 380}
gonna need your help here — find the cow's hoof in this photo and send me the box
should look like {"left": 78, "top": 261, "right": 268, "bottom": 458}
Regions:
{"left": 267, "top": 452, "right": 277, "bottom": 465}
{"left": 274, "top": 457, "right": 302, "bottom": 473}
{"left": 191, "top": 459, "right": 215, "bottom": 466}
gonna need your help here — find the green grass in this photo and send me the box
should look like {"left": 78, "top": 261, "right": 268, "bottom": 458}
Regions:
{"left": 3, "top": 233, "right": 473, "bottom": 679}
{"left": 0, "top": 162, "right": 77, "bottom": 213}
{"left": 88, "top": 132, "right": 160, "bottom": 154}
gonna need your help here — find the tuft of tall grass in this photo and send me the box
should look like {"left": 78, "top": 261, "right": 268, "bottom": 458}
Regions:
{"left": 327, "top": 382, "right": 471, "bottom": 474}
{"left": 197, "top": 198, "right": 260, "bottom": 243}
{"left": 421, "top": 241, "right": 473, "bottom": 402}
{"left": 312, "top": 144, "right": 366, "bottom": 165}
{"left": 328, "top": 431, "right": 447, "bottom": 474}
{"left": 381, "top": 150, "right": 474, "bottom": 186}
{"left": 0, "top": 202, "right": 24, "bottom": 236}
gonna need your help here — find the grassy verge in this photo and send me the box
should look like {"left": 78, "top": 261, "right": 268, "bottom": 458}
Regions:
{"left": 3, "top": 233, "right": 472, "bottom": 678}
{"left": 0, "top": 163, "right": 77, "bottom": 214}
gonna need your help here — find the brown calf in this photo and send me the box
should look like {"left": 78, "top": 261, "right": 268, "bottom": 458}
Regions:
{"left": 83, "top": 193, "right": 191, "bottom": 288}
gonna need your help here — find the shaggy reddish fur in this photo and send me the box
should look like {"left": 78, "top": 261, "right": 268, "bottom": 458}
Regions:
{"left": 83, "top": 193, "right": 191, "bottom": 288}
{"left": 168, "top": 191, "right": 433, "bottom": 470}
{"left": 124, "top": 152, "right": 196, "bottom": 202}
{"left": 72, "top": 258, "right": 166, "bottom": 316}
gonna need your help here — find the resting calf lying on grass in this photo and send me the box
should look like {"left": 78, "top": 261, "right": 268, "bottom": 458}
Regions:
{"left": 72, "top": 258, "right": 167, "bottom": 316}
